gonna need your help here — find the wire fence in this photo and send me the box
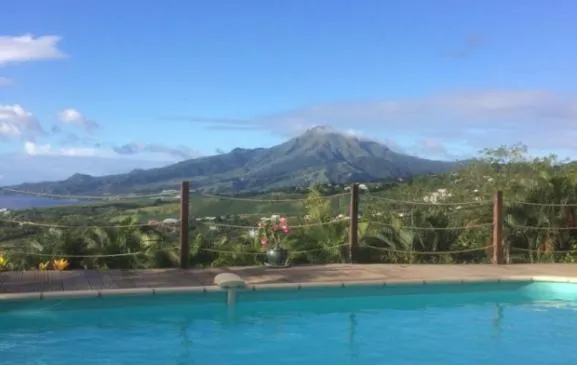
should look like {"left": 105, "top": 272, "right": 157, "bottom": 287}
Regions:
{"left": 357, "top": 191, "right": 494, "bottom": 264}
{"left": 2, "top": 183, "right": 577, "bottom": 270}
{"left": 504, "top": 198, "right": 577, "bottom": 264}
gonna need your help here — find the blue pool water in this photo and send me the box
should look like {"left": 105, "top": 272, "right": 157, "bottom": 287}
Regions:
{"left": 1, "top": 281, "right": 577, "bottom": 365}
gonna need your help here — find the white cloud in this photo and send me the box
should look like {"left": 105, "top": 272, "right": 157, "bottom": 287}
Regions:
{"left": 22, "top": 140, "right": 200, "bottom": 161}
{"left": 0, "top": 104, "right": 44, "bottom": 140}
{"left": 257, "top": 90, "right": 577, "bottom": 131}
{"left": 8, "top": 140, "right": 196, "bottom": 184}
{"left": 57, "top": 108, "right": 99, "bottom": 131}
{"left": 60, "top": 146, "right": 102, "bottom": 157}
{"left": 0, "top": 35, "right": 65, "bottom": 65}
{"left": 342, "top": 128, "right": 366, "bottom": 138}
{"left": 58, "top": 108, "right": 83, "bottom": 124}
{"left": 112, "top": 142, "right": 200, "bottom": 159}
{"left": 0, "top": 77, "right": 11, "bottom": 86}
{"left": 24, "top": 141, "right": 101, "bottom": 157}
{"left": 184, "top": 89, "right": 577, "bottom": 153}
{"left": 23, "top": 141, "right": 51, "bottom": 155}
{"left": 0, "top": 122, "right": 20, "bottom": 137}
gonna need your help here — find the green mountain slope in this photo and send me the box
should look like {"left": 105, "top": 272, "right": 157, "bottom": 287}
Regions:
{"left": 10, "top": 126, "right": 458, "bottom": 195}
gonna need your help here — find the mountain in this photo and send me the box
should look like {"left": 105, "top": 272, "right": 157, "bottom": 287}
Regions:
{"left": 9, "top": 126, "right": 459, "bottom": 195}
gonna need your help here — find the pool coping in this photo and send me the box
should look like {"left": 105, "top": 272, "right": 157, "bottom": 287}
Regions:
{"left": 1, "top": 275, "right": 576, "bottom": 301}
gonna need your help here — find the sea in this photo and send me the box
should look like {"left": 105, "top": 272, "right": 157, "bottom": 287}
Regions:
{"left": 0, "top": 195, "right": 80, "bottom": 210}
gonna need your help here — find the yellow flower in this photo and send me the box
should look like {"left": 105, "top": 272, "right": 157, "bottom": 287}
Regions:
{"left": 52, "top": 258, "right": 69, "bottom": 271}
{"left": 38, "top": 261, "right": 50, "bottom": 271}
{"left": 0, "top": 253, "right": 8, "bottom": 271}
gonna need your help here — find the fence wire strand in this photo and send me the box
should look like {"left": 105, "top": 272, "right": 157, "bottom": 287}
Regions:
{"left": 202, "top": 219, "right": 349, "bottom": 230}
{"left": 509, "top": 200, "right": 577, "bottom": 207}
{"left": 196, "top": 192, "right": 349, "bottom": 202}
{"left": 0, "top": 218, "right": 155, "bottom": 229}
{"left": 364, "top": 244, "right": 493, "bottom": 255}
{"left": 2, "top": 246, "right": 177, "bottom": 258}
{"left": 365, "top": 194, "right": 493, "bottom": 206}
{"left": 511, "top": 247, "right": 577, "bottom": 254}
{"left": 365, "top": 221, "right": 493, "bottom": 230}
{"left": 507, "top": 223, "right": 577, "bottom": 231}
{"left": 201, "top": 243, "right": 348, "bottom": 256}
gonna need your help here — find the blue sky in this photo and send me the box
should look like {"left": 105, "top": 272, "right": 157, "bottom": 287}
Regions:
{"left": 1, "top": 0, "right": 577, "bottom": 183}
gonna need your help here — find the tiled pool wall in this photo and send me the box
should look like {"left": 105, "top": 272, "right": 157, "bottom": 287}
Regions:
{"left": 3, "top": 276, "right": 577, "bottom": 305}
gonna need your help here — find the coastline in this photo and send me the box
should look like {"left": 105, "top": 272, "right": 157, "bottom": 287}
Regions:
{"left": 0, "top": 195, "right": 80, "bottom": 210}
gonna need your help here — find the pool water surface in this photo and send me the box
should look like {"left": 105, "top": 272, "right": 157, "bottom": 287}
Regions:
{"left": 0, "top": 281, "right": 576, "bottom": 365}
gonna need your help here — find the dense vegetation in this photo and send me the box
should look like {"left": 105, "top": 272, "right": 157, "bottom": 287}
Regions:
{"left": 9, "top": 127, "right": 455, "bottom": 195}
{"left": 2, "top": 144, "right": 577, "bottom": 271}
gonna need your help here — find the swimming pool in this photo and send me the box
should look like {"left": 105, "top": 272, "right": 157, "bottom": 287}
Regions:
{"left": 1, "top": 279, "right": 577, "bottom": 365}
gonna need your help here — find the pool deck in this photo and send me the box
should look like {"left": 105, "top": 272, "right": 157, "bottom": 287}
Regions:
{"left": 2, "top": 264, "right": 577, "bottom": 299}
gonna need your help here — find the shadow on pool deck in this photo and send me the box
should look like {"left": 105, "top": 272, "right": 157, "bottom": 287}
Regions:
{"left": 2, "top": 264, "right": 577, "bottom": 294}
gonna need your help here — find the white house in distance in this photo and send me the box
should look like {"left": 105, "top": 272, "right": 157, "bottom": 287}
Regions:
{"left": 162, "top": 218, "right": 179, "bottom": 225}
{"left": 344, "top": 184, "right": 369, "bottom": 191}
{"left": 423, "top": 188, "right": 452, "bottom": 204}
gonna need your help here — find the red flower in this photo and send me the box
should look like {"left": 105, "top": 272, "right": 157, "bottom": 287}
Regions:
{"left": 260, "top": 237, "right": 268, "bottom": 246}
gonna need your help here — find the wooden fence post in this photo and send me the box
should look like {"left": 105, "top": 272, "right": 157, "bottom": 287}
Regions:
{"left": 180, "top": 181, "right": 190, "bottom": 269}
{"left": 492, "top": 190, "right": 504, "bottom": 264}
{"left": 348, "top": 183, "right": 359, "bottom": 263}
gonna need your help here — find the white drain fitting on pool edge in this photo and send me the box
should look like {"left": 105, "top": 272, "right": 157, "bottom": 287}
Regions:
{"left": 213, "top": 273, "right": 247, "bottom": 306}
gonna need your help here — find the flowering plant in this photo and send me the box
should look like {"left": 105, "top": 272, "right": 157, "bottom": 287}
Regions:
{"left": 38, "top": 258, "right": 69, "bottom": 271}
{"left": 38, "top": 261, "right": 50, "bottom": 271}
{"left": 52, "top": 258, "right": 70, "bottom": 271}
{"left": 257, "top": 215, "right": 290, "bottom": 248}
{"left": 0, "top": 252, "right": 9, "bottom": 271}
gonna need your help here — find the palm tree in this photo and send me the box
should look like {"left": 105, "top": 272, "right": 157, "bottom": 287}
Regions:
{"left": 80, "top": 216, "right": 169, "bottom": 269}
{"left": 5, "top": 228, "right": 81, "bottom": 269}
{"left": 191, "top": 223, "right": 264, "bottom": 267}
{"left": 506, "top": 175, "right": 577, "bottom": 262}
{"left": 288, "top": 220, "right": 348, "bottom": 264}
{"left": 361, "top": 213, "right": 426, "bottom": 263}
{"left": 360, "top": 208, "right": 487, "bottom": 264}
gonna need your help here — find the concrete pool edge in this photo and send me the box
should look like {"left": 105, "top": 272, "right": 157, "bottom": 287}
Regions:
{"left": 2, "top": 275, "right": 577, "bottom": 301}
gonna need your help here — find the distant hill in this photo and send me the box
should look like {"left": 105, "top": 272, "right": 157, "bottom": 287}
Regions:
{"left": 9, "top": 126, "right": 460, "bottom": 195}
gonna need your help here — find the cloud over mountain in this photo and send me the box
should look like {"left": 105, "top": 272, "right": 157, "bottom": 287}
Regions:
{"left": 172, "top": 89, "right": 577, "bottom": 157}
{"left": 113, "top": 143, "right": 200, "bottom": 159}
